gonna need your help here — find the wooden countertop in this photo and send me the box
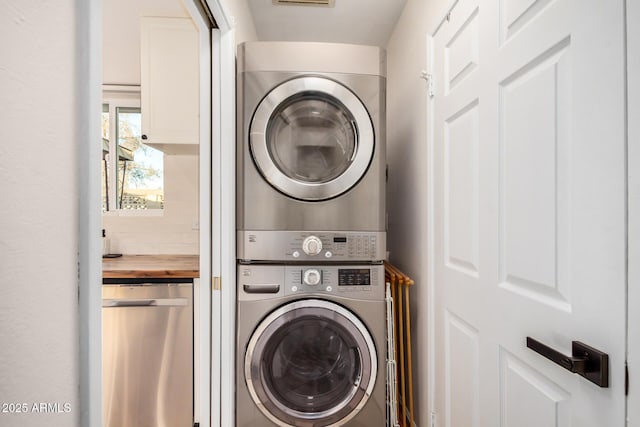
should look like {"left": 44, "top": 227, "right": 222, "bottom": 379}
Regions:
{"left": 102, "top": 255, "right": 199, "bottom": 279}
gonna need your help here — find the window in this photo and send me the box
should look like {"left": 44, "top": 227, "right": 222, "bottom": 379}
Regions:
{"left": 102, "top": 90, "right": 164, "bottom": 212}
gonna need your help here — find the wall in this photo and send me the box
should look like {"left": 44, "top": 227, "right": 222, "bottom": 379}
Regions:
{"left": 385, "top": 0, "right": 448, "bottom": 424}
{"left": 0, "top": 1, "right": 79, "bottom": 426}
{"left": 219, "top": 0, "right": 257, "bottom": 44}
{"left": 103, "top": 0, "right": 200, "bottom": 255}
{"left": 103, "top": 0, "right": 189, "bottom": 85}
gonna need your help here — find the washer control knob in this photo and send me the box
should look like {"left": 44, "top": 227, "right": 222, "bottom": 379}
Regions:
{"left": 325, "top": 251, "right": 333, "bottom": 258}
{"left": 292, "top": 251, "right": 300, "bottom": 258}
{"left": 302, "top": 236, "right": 323, "bottom": 256}
{"left": 303, "top": 269, "right": 321, "bottom": 286}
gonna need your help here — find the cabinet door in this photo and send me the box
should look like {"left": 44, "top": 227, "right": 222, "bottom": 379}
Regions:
{"left": 141, "top": 17, "right": 198, "bottom": 154}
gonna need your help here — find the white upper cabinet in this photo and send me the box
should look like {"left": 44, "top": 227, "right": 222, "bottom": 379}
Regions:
{"left": 141, "top": 17, "right": 199, "bottom": 155}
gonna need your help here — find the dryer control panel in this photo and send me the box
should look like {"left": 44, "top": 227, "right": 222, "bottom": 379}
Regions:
{"left": 237, "top": 230, "right": 386, "bottom": 262}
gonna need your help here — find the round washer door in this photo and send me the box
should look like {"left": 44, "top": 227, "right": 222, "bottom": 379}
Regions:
{"left": 245, "top": 299, "right": 377, "bottom": 427}
{"left": 250, "top": 76, "right": 375, "bottom": 201}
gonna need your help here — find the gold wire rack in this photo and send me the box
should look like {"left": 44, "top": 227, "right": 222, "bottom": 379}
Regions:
{"left": 385, "top": 261, "right": 415, "bottom": 427}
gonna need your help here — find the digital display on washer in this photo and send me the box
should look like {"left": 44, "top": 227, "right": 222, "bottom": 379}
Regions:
{"left": 338, "top": 269, "right": 370, "bottom": 286}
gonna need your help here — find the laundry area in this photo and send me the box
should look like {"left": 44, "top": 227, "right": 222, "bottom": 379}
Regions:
{"left": 1, "top": 0, "right": 635, "bottom": 427}
{"left": 100, "top": 0, "right": 629, "bottom": 425}
{"left": 97, "top": 0, "right": 629, "bottom": 425}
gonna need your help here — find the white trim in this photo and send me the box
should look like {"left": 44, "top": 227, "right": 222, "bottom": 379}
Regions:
{"left": 202, "top": 1, "right": 236, "bottom": 426}
{"left": 426, "top": 3, "right": 459, "bottom": 423}
{"left": 627, "top": 0, "right": 639, "bottom": 424}
{"left": 102, "top": 209, "right": 163, "bottom": 217}
{"left": 102, "top": 84, "right": 141, "bottom": 93}
{"left": 425, "top": 30, "right": 437, "bottom": 427}
{"left": 79, "top": 0, "right": 102, "bottom": 426}
{"left": 182, "top": 1, "right": 214, "bottom": 426}
{"left": 205, "top": 0, "right": 233, "bottom": 31}
{"left": 218, "top": 24, "right": 238, "bottom": 427}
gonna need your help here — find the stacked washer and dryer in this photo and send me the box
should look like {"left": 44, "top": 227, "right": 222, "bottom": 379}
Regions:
{"left": 236, "top": 42, "right": 387, "bottom": 427}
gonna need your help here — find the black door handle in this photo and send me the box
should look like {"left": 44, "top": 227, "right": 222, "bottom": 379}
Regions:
{"left": 526, "top": 337, "right": 609, "bottom": 387}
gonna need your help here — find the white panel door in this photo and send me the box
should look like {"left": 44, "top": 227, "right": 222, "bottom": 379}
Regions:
{"left": 428, "top": 0, "right": 627, "bottom": 425}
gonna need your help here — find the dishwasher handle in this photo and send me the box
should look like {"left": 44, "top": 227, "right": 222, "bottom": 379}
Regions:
{"left": 102, "top": 298, "right": 188, "bottom": 308}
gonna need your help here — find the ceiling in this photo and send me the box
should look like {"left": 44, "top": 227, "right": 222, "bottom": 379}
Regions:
{"left": 247, "top": 0, "right": 407, "bottom": 47}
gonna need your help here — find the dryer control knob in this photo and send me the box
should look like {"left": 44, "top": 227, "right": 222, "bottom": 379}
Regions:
{"left": 302, "top": 236, "right": 323, "bottom": 256}
{"left": 303, "top": 269, "right": 321, "bottom": 286}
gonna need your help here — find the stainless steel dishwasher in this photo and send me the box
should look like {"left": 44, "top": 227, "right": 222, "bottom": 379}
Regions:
{"left": 102, "top": 279, "right": 193, "bottom": 427}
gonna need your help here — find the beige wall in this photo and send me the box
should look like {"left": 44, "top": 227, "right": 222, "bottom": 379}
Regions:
{"left": 0, "top": 1, "right": 79, "bottom": 426}
{"left": 385, "top": 0, "right": 448, "bottom": 424}
{"left": 103, "top": 0, "right": 190, "bottom": 85}
{"left": 219, "top": 0, "right": 258, "bottom": 44}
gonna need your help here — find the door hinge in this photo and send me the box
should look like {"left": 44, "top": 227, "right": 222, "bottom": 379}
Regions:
{"left": 212, "top": 276, "right": 221, "bottom": 291}
{"left": 420, "top": 70, "right": 435, "bottom": 98}
{"left": 431, "top": 411, "right": 437, "bottom": 427}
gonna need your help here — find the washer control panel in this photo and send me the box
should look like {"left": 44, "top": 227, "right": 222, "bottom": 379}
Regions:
{"left": 284, "top": 264, "right": 383, "bottom": 299}
{"left": 237, "top": 264, "right": 384, "bottom": 301}
{"left": 238, "top": 230, "right": 386, "bottom": 262}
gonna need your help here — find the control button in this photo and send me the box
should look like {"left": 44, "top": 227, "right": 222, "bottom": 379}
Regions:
{"left": 302, "top": 235, "right": 323, "bottom": 256}
{"left": 291, "top": 286, "right": 298, "bottom": 292}
{"left": 326, "top": 286, "right": 333, "bottom": 292}
{"left": 325, "top": 251, "right": 333, "bottom": 258}
{"left": 303, "top": 269, "right": 321, "bottom": 286}
{"left": 292, "top": 251, "right": 300, "bottom": 258}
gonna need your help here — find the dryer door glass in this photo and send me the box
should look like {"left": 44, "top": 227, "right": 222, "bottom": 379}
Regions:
{"left": 267, "top": 92, "right": 356, "bottom": 184}
{"left": 250, "top": 76, "right": 375, "bottom": 201}
{"left": 245, "top": 300, "right": 377, "bottom": 427}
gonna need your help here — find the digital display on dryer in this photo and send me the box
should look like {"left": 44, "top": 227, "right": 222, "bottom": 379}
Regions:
{"left": 338, "top": 269, "right": 370, "bottom": 286}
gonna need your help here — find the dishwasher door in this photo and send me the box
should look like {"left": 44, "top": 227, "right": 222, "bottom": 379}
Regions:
{"left": 102, "top": 282, "right": 193, "bottom": 427}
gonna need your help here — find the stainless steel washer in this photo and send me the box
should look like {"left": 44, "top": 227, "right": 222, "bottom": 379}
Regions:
{"left": 237, "top": 42, "right": 386, "bottom": 262}
{"left": 236, "top": 264, "right": 386, "bottom": 427}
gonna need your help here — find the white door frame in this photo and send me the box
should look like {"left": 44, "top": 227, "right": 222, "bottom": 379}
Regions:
{"left": 202, "top": 0, "right": 237, "bottom": 425}
{"left": 426, "top": 6, "right": 454, "bottom": 423}
{"left": 79, "top": 0, "right": 236, "bottom": 426}
{"left": 627, "top": 0, "right": 639, "bottom": 424}
{"left": 78, "top": 0, "right": 103, "bottom": 425}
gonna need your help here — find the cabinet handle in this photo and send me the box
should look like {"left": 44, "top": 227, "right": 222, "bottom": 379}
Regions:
{"left": 141, "top": 134, "right": 148, "bottom": 140}
{"left": 526, "top": 337, "right": 609, "bottom": 387}
{"left": 102, "top": 298, "right": 188, "bottom": 307}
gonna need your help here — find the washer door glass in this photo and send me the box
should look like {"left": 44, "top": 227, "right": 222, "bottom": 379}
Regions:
{"left": 245, "top": 300, "right": 377, "bottom": 427}
{"left": 250, "top": 76, "right": 375, "bottom": 201}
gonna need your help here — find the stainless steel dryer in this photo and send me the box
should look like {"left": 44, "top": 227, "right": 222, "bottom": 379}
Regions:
{"left": 237, "top": 42, "right": 386, "bottom": 262}
{"left": 236, "top": 263, "right": 386, "bottom": 427}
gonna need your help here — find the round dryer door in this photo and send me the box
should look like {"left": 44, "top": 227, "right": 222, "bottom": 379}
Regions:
{"left": 245, "top": 299, "right": 377, "bottom": 427}
{"left": 250, "top": 76, "right": 375, "bottom": 201}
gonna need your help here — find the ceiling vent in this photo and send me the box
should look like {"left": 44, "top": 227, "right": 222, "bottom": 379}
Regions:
{"left": 273, "top": 0, "right": 335, "bottom": 7}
